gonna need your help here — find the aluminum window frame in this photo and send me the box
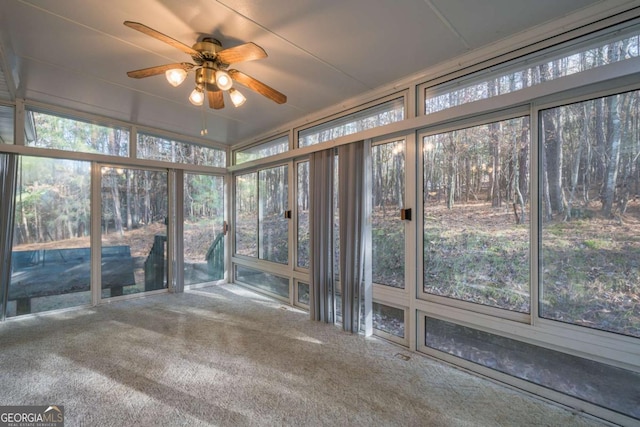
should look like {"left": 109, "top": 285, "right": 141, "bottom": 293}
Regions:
{"left": 296, "top": 92, "right": 407, "bottom": 149}
{"left": 233, "top": 133, "right": 290, "bottom": 165}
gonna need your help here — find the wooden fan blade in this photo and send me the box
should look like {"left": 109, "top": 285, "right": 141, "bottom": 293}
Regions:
{"left": 126, "top": 62, "right": 194, "bottom": 78}
{"left": 208, "top": 89, "right": 224, "bottom": 109}
{"left": 228, "top": 70, "right": 286, "bottom": 104}
{"left": 216, "top": 42, "right": 267, "bottom": 64}
{"left": 124, "top": 21, "right": 201, "bottom": 58}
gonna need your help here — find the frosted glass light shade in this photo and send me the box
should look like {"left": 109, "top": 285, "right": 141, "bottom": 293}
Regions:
{"left": 189, "top": 87, "right": 205, "bottom": 106}
{"left": 165, "top": 68, "right": 187, "bottom": 87}
{"left": 229, "top": 88, "right": 246, "bottom": 107}
{"left": 215, "top": 70, "right": 233, "bottom": 91}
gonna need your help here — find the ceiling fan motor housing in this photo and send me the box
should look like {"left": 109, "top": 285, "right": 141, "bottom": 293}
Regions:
{"left": 195, "top": 67, "right": 217, "bottom": 86}
{"left": 192, "top": 38, "right": 223, "bottom": 63}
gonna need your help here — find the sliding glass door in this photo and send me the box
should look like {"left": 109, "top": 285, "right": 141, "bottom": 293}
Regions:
{"left": 371, "top": 139, "right": 408, "bottom": 343}
{"left": 100, "top": 166, "right": 168, "bottom": 299}
{"left": 183, "top": 173, "right": 225, "bottom": 286}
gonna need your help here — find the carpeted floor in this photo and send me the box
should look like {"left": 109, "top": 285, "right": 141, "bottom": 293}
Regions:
{"left": 0, "top": 284, "right": 606, "bottom": 427}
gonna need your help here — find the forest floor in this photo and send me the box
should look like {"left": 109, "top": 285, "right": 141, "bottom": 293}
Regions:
{"left": 424, "top": 198, "right": 640, "bottom": 338}
{"left": 540, "top": 202, "right": 640, "bottom": 337}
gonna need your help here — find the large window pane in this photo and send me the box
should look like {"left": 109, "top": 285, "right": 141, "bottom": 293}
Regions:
{"left": 235, "top": 165, "right": 289, "bottom": 264}
{"left": 425, "top": 317, "right": 640, "bottom": 420}
{"left": 423, "top": 117, "right": 530, "bottom": 313}
{"left": 426, "top": 24, "right": 640, "bottom": 114}
{"left": 299, "top": 97, "right": 404, "bottom": 148}
{"left": 259, "top": 165, "right": 289, "bottom": 264}
{"left": 101, "top": 166, "right": 167, "bottom": 298}
{"left": 8, "top": 157, "right": 91, "bottom": 316}
{"left": 235, "top": 172, "right": 258, "bottom": 258}
{"left": 184, "top": 173, "right": 224, "bottom": 286}
{"left": 296, "top": 161, "right": 310, "bottom": 269}
{"left": 235, "top": 135, "right": 288, "bottom": 164}
{"left": 26, "top": 110, "right": 129, "bottom": 156}
{"left": 137, "top": 133, "right": 226, "bottom": 167}
{"left": 372, "top": 140, "right": 405, "bottom": 288}
{"left": 540, "top": 90, "right": 640, "bottom": 338}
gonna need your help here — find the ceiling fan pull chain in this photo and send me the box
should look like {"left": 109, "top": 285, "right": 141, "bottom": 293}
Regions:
{"left": 200, "top": 96, "right": 208, "bottom": 136}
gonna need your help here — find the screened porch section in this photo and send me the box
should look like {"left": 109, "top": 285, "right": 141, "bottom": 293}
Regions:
{"left": 1, "top": 9, "right": 640, "bottom": 427}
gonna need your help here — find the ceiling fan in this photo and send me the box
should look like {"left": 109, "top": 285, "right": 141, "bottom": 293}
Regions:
{"left": 123, "top": 21, "right": 287, "bottom": 111}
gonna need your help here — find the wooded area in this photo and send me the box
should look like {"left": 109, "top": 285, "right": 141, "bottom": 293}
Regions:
{"left": 423, "top": 117, "right": 531, "bottom": 313}
{"left": 235, "top": 165, "right": 289, "bottom": 264}
{"left": 422, "top": 54, "right": 640, "bottom": 337}
{"left": 10, "top": 114, "right": 225, "bottom": 310}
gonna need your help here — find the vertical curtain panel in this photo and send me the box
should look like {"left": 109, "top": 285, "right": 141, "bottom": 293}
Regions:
{"left": 0, "top": 154, "right": 18, "bottom": 320}
{"left": 309, "top": 149, "right": 335, "bottom": 323}
{"left": 338, "top": 141, "right": 372, "bottom": 334}
{"left": 309, "top": 142, "right": 372, "bottom": 334}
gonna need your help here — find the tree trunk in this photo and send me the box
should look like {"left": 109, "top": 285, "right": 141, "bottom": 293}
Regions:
{"left": 601, "top": 41, "right": 627, "bottom": 215}
{"left": 110, "top": 173, "right": 124, "bottom": 236}
{"left": 542, "top": 109, "right": 565, "bottom": 214}
{"left": 490, "top": 122, "right": 501, "bottom": 207}
{"left": 126, "top": 170, "right": 133, "bottom": 230}
{"left": 541, "top": 137, "right": 553, "bottom": 220}
{"left": 518, "top": 117, "right": 529, "bottom": 203}
{"left": 602, "top": 94, "right": 622, "bottom": 216}
{"left": 395, "top": 149, "right": 403, "bottom": 208}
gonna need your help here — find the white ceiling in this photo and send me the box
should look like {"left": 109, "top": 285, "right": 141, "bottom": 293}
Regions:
{"left": 0, "top": 0, "right": 637, "bottom": 146}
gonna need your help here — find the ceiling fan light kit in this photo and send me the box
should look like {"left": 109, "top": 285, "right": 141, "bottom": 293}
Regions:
{"left": 124, "top": 21, "right": 287, "bottom": 114}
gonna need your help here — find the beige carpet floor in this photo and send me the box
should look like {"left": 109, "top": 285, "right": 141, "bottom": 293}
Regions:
{"left": 0, "top": 284, "right": 606, "bottom": 427}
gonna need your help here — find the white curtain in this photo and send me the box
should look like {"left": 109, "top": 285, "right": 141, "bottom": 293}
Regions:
{"left": 338, "top": 141, "right": 372, "bottom": 335}
{"left": 309, "top": 149, "right": 335, "bottom": 323}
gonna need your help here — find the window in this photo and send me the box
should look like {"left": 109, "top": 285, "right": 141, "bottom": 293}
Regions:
{"left": 373, "top": 302, "right": 405, "bottom": 338}
{"left": 424, "top": 316, "right": 640, "bottom": 420}
{"left": 423, "top": 117, "right": 530, "bottom": 313}
{"left": 8, "top": 156, "right": 91, "bottom": 316}
{"left": 296, "top": 161, "right": 310, "bottom": 269}
{"left": 100, "top": 166, "right": 168, "bottom": 298}
{"left": 26, "top": 110, "right": 129, "bottom": 156}
{"left": 299, "top": 97, "right": 404, "bottom": 147}
{"left": 235, "top": 265, "right": 289, "bottom": 298}
{"left": 234, "top": 165, "right": 289, "bottom": 265}
{"left": 183, "top": 173, "right": 225, "bottom": 286}
{"left": 259, "top": 165, "right": 289, "bottom": 264}
{"left": 372, "top": 140, "right": 405, "bottom": 288}
{"left": 425, "top": 23, "right": 640, "bottom": 114}
{"left": 297, "top": 281, "right": 310, "bottom": 306}
{"left": 0, "top": 104, "right": 14, "bottom": 144}
{"left": 137, "top": 133, "right": 226, "bottom": 167}
{"left": 539, "top": 90, "right": 640, "bottom": 338}
{"left": 235, "top": 172, "right": 258, "bottom": 258}
{"left": 235, "top": 135, "right": 289, "bottom": 164}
